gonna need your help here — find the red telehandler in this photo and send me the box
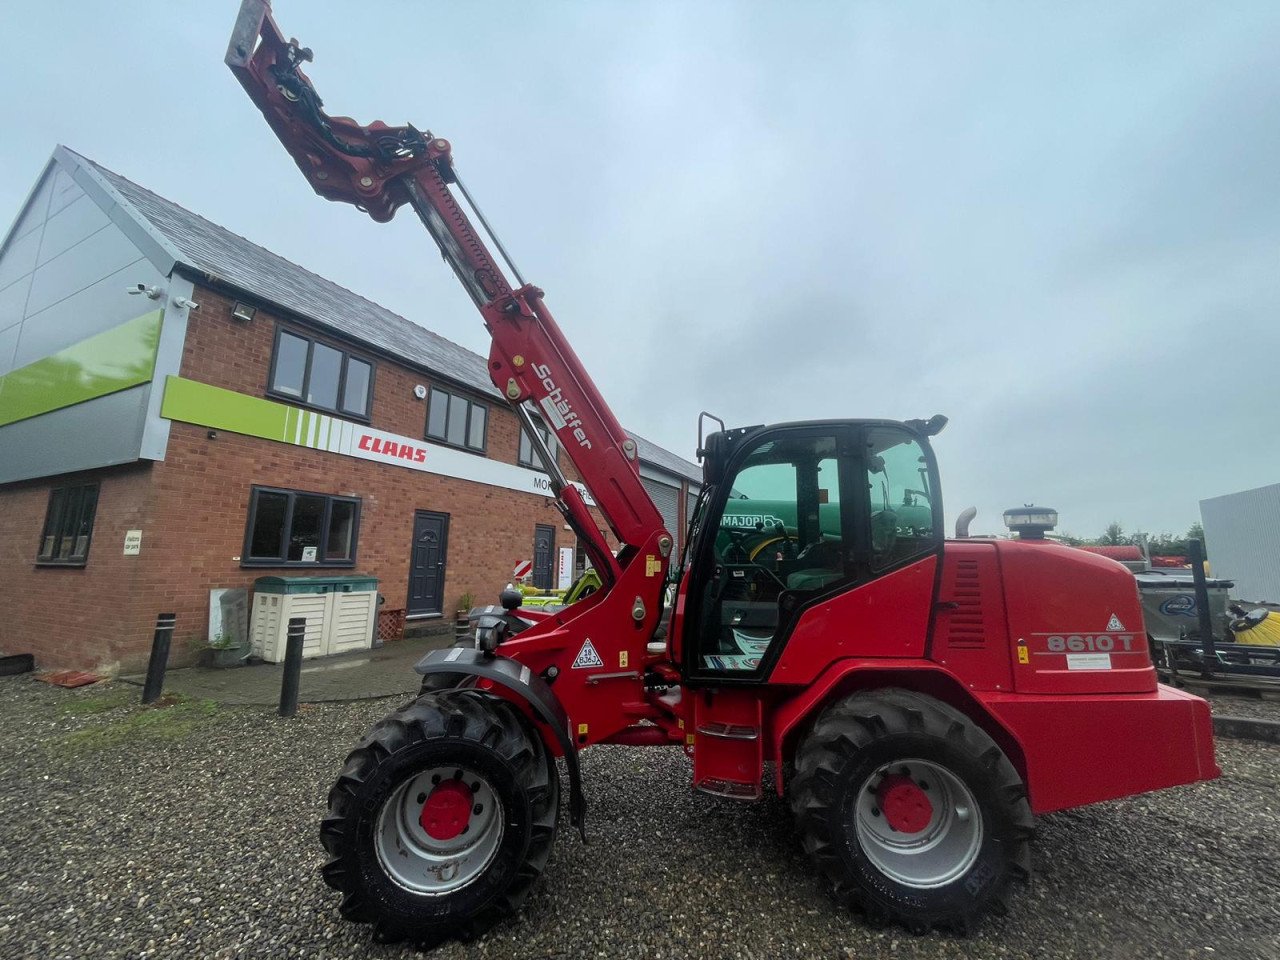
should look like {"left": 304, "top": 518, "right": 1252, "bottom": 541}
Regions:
{"left": 227, "top": 2, "right": 1219, "bottom": 946}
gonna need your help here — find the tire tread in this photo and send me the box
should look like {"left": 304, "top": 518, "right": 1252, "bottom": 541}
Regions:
{"left": 320, "top": 689, "right": 559, "bottom": 947}
{"left": 790, "top": 687, "right": 1032, "bottom": 934}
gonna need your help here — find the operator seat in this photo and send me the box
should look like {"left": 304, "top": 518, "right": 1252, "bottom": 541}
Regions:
{"left": 785, "top": 537, "right": 844, "bottom": 592}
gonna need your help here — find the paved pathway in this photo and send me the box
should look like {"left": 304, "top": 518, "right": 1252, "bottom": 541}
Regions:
{"left": 121, "top": 634, "right": 454, "bottom": 705}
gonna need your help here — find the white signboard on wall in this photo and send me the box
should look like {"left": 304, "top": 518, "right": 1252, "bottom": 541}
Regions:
{"left": 557, "top": 547, "right": 574, "bottom": 590}
{"left": 123, "top": 530, "right": 142, "bottom": 555}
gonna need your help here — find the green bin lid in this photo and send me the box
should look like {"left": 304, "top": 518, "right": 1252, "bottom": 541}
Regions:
{"left": 253, "top": 574, "right": 379, "bottom": 594}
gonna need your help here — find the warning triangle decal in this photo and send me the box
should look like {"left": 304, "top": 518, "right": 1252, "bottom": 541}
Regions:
{"left": 572, "top": 639, "right": 604, "bottom": 670}
{"left": 1106, "top": 613, "right": 1125, "bottom": 632}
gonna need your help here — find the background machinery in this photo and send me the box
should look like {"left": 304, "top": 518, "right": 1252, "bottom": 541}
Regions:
{"left": 226, "top": 2, "right": 1219, "bottom": 946}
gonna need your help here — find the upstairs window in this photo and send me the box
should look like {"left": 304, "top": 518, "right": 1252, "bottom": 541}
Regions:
{"left": 269, "top": 328, "right": 373, "bottom": 419}
{"left": 518, "top": 419, "right": 555, "bottom": 468}
{"left": 243, "top": 486, "right": 360, "bottom": 567}
{"left": 426, "top": 387, "right": 487, "bottom": 452}
{"left": 37, "top": 483, "right": 99, "bottom": 566}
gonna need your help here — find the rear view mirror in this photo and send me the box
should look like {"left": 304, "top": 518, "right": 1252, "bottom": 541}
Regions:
{"left": 701, "top": 431, "right": 727, "bottom": 486}
{"left": 697, "top": 411, "right": 728, "bottom": 485}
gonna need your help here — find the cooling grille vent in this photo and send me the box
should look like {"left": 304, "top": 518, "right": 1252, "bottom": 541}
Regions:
{"left": 944, "top": 558, "right": 986, "bottom": 649}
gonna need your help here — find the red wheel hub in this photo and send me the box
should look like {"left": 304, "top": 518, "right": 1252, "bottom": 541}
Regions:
{"left": 419, "top": 779, "right": 473, "bottom": 840}
{"left": 877, "top": 773, "right": 933, "bottom": 834}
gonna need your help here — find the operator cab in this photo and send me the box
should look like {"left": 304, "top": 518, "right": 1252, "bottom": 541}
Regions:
{"left": 684, "top": 418, "right": 945, "bottom": 677}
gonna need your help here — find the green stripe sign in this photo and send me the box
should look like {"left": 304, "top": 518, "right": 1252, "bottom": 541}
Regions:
{"left": 0, "top": 309, "right": 163, "bottom": 427}
{"left": 160, "top": 376, "right": 595, "bottom": 504}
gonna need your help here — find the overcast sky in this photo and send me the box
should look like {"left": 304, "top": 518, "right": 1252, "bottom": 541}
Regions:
{"left": 3, "top": 1, "right": 1277, "bottom": 538}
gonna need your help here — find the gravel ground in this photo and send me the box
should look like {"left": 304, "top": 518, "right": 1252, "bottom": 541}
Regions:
{"left": 1, "top": 676, "right": 1277, "bottom": 960}
{"left": 1203, "top": 689, "right": 1280, "bottom": 723}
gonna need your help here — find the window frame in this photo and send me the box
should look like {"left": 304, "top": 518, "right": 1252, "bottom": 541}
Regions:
{"left": 424, "top": 385, "right": 489, "bottom": 454}
{"left": 266, "top": 325, "right": 376, "bottom": 421}
{"left": 518, "top": 417, "right": 556, "bottom": 468}
{"left": 35, "top": 483, "right": 99, "bottom": 567}
{"left": 241, "top": 485, "right": 362, "bottom": 569}
{"left": 863, "top": 425, "right": 944, "bottom": 573}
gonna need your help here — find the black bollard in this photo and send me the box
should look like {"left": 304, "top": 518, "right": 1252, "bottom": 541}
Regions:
{"left": 279, "top": 616, "right": 306, "bottom": 718}
{"left": 141, "top": 613, "right": 177, "bottom": 704}
{"left": 1189, "top": 539, "right": 1216, "bottom": 678}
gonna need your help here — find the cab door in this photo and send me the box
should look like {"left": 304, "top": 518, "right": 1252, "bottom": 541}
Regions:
{"left": 768, "top": 424, "right": 943, "bottom": 685}
{"left": 682, "top": 427, "right": 861, "bottom": 681}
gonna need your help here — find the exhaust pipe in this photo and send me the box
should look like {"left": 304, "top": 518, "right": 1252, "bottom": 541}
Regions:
{"left": 955, "top": 506, "right": 977, "bottom": 539}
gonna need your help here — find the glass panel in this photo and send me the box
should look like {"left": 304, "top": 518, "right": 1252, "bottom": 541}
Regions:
{"left": 39, "top": 490, "right": 67, "bottom": 560}
{"left": 272, "top": 332, "right": 308, "bottom": 397}
{"left": 68, "top": 486, "right": 97, "bottom": 560}
{"left": 426, "top": 388, "right": 448, "bottom": 439}
{"left": 699, "top": 434, "right": 844, "bottom": 672}
{"left": 249, "top": 491, "right": 289, "bottom": 559}
{"left": 866, "top": 429, "right": 936, "bottom": 569}
{"left": 468, "top": 404, "right": 486, "bottom": 450}
{"left": 287, "top": 495, "right": 325, "bottom": 562}
{"left": 307, "top": 342, "right": 342, "bottom": 410}
{"left": 341, "top": 358, "right": 371, "bottom": 417}
{"left": 54, "top": 487, "right": 88, "bottom": 560}
{"left": 325, "top": 500, "right": 357, "bottom": 560}
{"left": 446, "top": 395, "right": 467, "bottom": 446}
{"left": 519, "top": 429, "right": 533, "bottom": 466}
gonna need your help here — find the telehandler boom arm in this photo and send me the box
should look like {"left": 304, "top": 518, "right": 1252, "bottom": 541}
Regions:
{"left": 225, "top": 0, "right": 671, "bottom": 588}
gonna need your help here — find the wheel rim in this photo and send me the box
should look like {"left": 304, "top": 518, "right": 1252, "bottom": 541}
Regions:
{"left": 375, "top": 765, "right": 504, "bottom": 896}
{"left": 853, "top": 758, "right": 983, "bottom": 889}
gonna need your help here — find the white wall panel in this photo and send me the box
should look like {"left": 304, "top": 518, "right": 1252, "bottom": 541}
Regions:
{"left": 1201, "top": 483, "right": 1280, "bottom": 603}
{"left": 37, "top": 193, "right": 110, "bottom": 266}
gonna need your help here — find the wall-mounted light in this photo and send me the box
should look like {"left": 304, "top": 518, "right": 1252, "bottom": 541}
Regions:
{"left": 413, "top": 384, "right": 428, "bottom": 400}
{"left": 231, "top": 301, "right": 256, "bottom": 322}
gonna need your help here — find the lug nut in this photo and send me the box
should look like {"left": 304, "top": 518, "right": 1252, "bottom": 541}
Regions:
{"left": 473, "top": 804, "right": 483, "bottom": 815}
{"left": 431, "top": 774, "right": 441, "bottom": 785}
{"left": 416, "top": 793, "right": 426, "bottom": 804}
{"left": 470, "top": 781, "right": 481, "bottom": 793}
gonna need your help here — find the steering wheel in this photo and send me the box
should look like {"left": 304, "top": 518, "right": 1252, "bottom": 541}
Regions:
{"left": 720, "top": 528, "right": 755, "bottom": 564}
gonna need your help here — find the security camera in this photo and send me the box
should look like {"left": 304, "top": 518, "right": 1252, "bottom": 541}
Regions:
{"left": 173, "top": 297, "right": 200, "bottom": 310}
{"left": 126, "top": 284, "right": 163, "bottom": 300}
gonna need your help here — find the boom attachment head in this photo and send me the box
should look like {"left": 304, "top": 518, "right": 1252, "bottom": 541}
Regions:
{"left": 225, "top": 0, "right": 451, "bottom": 222}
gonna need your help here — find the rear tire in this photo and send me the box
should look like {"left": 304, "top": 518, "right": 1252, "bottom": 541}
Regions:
{"left": 790, "top": 688, "right": 1032, "bottom": 933}
{"left": 320, "top": 689, "right": 559, "bottom": 947}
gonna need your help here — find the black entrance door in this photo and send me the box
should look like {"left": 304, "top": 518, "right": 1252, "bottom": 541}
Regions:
{"left": 408, "top": 511, "right": 449, "bottom": 616}
{"left": 533, "top": 524, "right": 555, "bottom": 590}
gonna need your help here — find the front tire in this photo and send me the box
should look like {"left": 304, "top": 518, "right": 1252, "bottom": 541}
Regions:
{"left": 320, "top": 690, "right": 559, "bottom": 947}
{"left": 790, "top": 688, "right": 1032, "bottom": 933}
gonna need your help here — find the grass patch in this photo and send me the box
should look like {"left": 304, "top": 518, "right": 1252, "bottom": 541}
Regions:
{"left": 58, "top": 688, "right": 138, "bottom": 716}
{"left": 55, "top": 694, "right": 221, "bottom": 753}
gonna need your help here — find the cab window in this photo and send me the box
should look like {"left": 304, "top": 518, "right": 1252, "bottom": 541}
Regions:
{"left": 865, "top": 428, "right": 938, "bottom": 569}
{"left": 695, "top": 434, "right": 847, "bottom": 672}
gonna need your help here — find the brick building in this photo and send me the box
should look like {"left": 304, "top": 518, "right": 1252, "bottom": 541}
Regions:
{"left": 0, "top": 147, "right": 699, "bottom": 673}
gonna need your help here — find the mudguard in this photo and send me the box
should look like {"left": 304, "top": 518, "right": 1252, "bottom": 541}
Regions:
{"left": 414, "top": 646, "right": 586, "bottom": 839}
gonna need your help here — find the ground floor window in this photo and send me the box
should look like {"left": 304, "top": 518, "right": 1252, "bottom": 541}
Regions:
{"left": 37, "top": 483, "right": 99, "bottom": 566}
{"left": 243, "top": 486, "right": 361, "bottom": 567}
